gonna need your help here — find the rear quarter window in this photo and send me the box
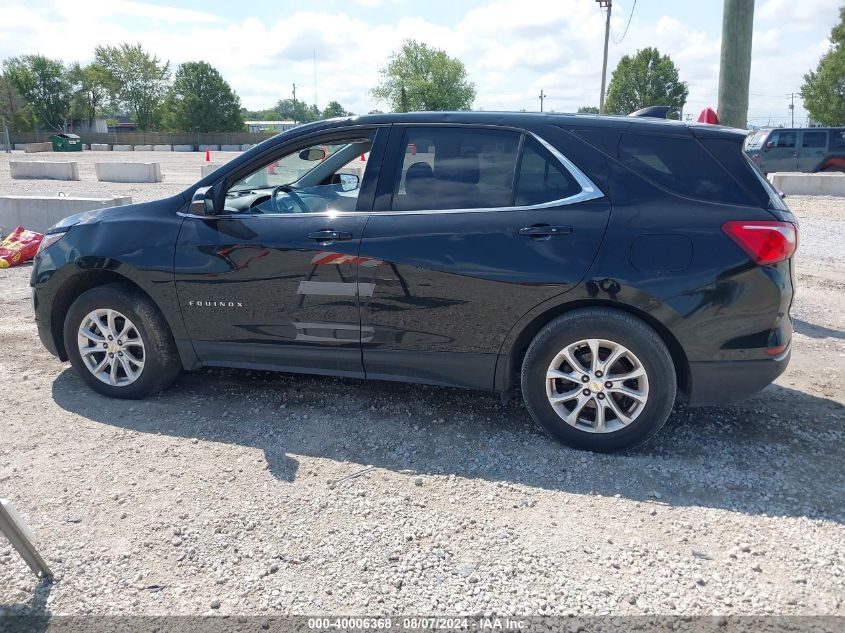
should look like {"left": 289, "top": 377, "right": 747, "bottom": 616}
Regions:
{"left": 618, "top": 134, "right": 754, "bottom": 206}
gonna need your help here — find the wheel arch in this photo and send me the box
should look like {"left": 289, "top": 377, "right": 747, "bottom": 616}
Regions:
{"left": 49, "top": 270, "right": 183, "bottom": 364}
{"left": 495, "top": 298, "right": 690, "bottom": 397}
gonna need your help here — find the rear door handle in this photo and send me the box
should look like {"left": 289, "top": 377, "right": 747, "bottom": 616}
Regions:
{"left": 307, "top": 230, "right": 353, "bottom": 242}
{"left": 518, "top": 225, "right": 573, "bottom": 238}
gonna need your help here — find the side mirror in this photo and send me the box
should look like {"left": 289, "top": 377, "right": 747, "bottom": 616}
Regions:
{"left": 190, "top": 185, "right": 217, "bottom": 215}
{"left": 339, "top": 173, "right": 360, "bottom": 192}
{"left": 299, "top": 147, "right": 327, "bottom": 161}
{"left": 765, "top": 141, "right": 773, "bottom": 152}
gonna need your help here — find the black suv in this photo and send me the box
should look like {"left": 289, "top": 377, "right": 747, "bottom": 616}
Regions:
{"left": 32, "top": 112, "right": 797, "bottom": 451}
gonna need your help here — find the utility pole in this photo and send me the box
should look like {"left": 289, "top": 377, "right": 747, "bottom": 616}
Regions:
{"left": 539, "top": 89, "right": 546, "bottom": 112}
{"left": 787, "top": 92, "right": 796, "bottom": 127}
{"left": 2, "top": 119, "right": 10, "bottom": 154}
{"left": 596, "top": 0, "right": 612, "bottom": 114}
{"left": 292, "top": 83, "right": 297, "bottom": 124}
{"left": 717, "top": 0, "right": 755, "bottom": 129}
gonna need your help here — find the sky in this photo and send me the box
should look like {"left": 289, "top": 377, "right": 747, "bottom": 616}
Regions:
{"left": 0, "top": 0, "right": 840, "bottom": 126}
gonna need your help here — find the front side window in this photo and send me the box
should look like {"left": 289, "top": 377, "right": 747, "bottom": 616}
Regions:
{"left": 769, "top": 131, "right": 796, "bottom": 149}
{"left": 831, "top": 129, "right": 845, "bottom": 149}
{"left": 224, "top": 133, "right": 373, "bottom": 215}
{"left": 391, "top": 128, "right": 520, "bottom": 211}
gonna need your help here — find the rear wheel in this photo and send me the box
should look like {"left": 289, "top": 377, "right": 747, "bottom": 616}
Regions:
{"left": 64, "top": 283, "right": 181, "bottom": 399}
{"left": 521, "top": 308, "right": 676, "bottom": 452}
{"left": 822, "top": 166, "right": 845, "bottom": 173}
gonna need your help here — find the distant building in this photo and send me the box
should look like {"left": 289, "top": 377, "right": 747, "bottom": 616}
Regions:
{"left": 245, "top": 120, "right": 298, "bottom": 134}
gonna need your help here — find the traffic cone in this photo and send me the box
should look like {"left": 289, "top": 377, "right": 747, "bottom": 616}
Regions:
{"left": 205, "top": 148, "right": 210, "bottom": 162}
{"left": 360, "top": 153, "right": 366, "bottom": 162}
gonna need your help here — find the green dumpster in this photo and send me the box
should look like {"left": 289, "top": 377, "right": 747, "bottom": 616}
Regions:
{"left": 50, "top": 133, "right": 83, "bottom": 152}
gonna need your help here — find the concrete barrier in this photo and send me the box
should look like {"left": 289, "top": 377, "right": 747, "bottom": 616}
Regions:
{"left": 0, "top": 195, "right": 132, "bottom": 233}
{"left": 95, "top": 162, "right": 162, "bottom": 183}
{"left": 199, "top": 144, "right": 219, "bottom": 151}
{"left": 14, "top": 144, "right": 26, "bottom": 151}
{"left": 25, "top": 142, "right": 52, "bottom": 153}
{"left": 241, "top": 144, "right": 255, "bottom": 151}
{"left": 221, "top": 144, "right": 240, "bottom": 152}
{"left": 134, "top": 144, "right": 153, "bottom": 151}
{"left": 10, "top": 161, "right": 79, "bottom": 181}
{"left": 173, "top": 144, "right": 194, "bottom": 152}
{"left": 90, "top": 144, "right": 111, "bottom": 151}
{"left": 768, "top": 172, "right": 845, "bottom": 196}
{"left": 113, "top": 144, "right": 133, "bottom": 151}
{"left": 200, "top": 163, "right": 225, "bottom": 177}
{"left": 153, "top": 144, "right": 172, "bottom": 151}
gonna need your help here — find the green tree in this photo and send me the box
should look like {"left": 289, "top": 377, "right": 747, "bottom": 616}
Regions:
{"left": 372, "top": 40, "right": 476, "bottom": 112}
{"left": 321, "top": 100, "right": 351, "bottom": 118}
{"left": 68, "top": 62, "right": 112, "bottom": 131}
{"left": 3, "top": 55, "right": 73, "bottom": 131}
{"left": 165, "top": 61, "right": 244, "bottom": 132}
{"left": 604, "top": 47, "right": 688, "bottom": 119}
{"left": 801, "top": 6, "right": 845, "bottom": 126}
{"left": 95, "top": 43, "right": 170, "bottom": 130}
{"left": 241, "top": 108, "right": 279, "bottom": 121}
{"left": 273, "top": 98, "right": 320, "bottom": 123}
{"left": 0, "top": 68, "right": 32, "bottom": 131}
{"left": 577, "top": 105, "right": 600, "bottom": 114}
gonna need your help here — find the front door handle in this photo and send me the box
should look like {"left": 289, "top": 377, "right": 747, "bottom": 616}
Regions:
{"left": 307, "top": 230, "right": 353, "bottom": 242}
{"left": 518, "top": 225, "right": 574, "bottom": 238}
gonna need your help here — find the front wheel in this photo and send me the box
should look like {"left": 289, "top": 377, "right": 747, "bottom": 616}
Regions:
{"left": 64, "top": 283, "right": 181, "bottom": 399}
{"left": 521, "top": 308, "right": 677, "bottom": 452}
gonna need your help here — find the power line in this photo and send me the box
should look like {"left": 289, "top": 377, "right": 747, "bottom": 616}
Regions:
{"left": 612, "top": 0, "right": 637, "bottom": 44}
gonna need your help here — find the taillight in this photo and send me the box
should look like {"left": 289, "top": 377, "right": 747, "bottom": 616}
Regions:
{"left": 722, "top": 220, "right": 797, "bottom": 265}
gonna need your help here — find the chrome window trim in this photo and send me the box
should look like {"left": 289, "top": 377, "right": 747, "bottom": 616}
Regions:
{"left": 179, "top": 130, "right": 604, "bottom": 220}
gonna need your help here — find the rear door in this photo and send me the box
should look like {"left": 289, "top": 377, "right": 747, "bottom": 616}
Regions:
{"left": 357, "top": 124, "right": 611, "bottom": 389}
{"left": 797, "top": 130, "right": 827, "bottom": 172}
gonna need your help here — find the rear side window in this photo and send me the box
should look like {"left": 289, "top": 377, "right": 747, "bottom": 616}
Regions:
{"left": 391, "top": 128, "right": 520, "bottom": 211}
{"left": 515, "top": 137, "right": 581, "bottom": 205}
{"left": 618, "top": 134, "right": 753, "bottom": 205}
{"left": 802, "top": 131, "right": 827, "bottom": 148}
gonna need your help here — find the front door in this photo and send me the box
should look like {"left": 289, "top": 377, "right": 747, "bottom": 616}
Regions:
{"left": 174, "top": 128, "right": 385, "bottom": 376}
{"left": 357, "top": 124, "right": 611, "bottom": 389}
{"left": 762, "top": 130, "right": 798, "bottom": 173}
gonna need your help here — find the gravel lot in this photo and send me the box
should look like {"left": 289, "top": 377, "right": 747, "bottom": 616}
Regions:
{"left": 0, "top": 151, "right": 843, "bottom": 618}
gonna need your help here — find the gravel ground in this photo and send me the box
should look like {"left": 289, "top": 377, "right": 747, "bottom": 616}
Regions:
{"left": 0, "top": 166, "right": 843, "bottom": 618}
{"left": 0, "top": 150, "right": 240, "bottom": 204}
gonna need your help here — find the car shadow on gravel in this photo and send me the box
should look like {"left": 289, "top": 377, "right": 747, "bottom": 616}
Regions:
{"left": 793, "top": 318, "right": 845, "bottom": 340}
{"left": 51, "top": 367, "right": 845, "bottom": 524}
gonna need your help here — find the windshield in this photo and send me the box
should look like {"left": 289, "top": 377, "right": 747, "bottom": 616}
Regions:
{"left": 230, "top": 143, "right": 351, "bottom": 191}
{"left": 745, "top": 130, "right": 769, "bottom": 149}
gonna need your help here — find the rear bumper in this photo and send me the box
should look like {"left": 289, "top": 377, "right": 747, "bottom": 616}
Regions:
{"left": 686, "top": 347, "right": 791, "bottom": 406}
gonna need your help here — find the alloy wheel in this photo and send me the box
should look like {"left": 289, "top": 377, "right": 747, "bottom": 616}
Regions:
{"left": 545, "top": 338, "right": 649, "bottom": 433}
{"left": 77, "top": 309, "right": 146, "bottom": 387}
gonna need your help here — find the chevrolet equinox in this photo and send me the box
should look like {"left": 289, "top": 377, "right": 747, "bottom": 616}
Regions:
{"left": 31, "top": 112, "right": 797, "bottom": 451}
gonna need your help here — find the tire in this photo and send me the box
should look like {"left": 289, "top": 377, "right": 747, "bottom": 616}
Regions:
{"left": 822, "top": 166, "right": 845, "bottom": 174}
{"left": 520, "top": 308, "right": 676, "bottom": 452}
{"left": 63, "top": 283, "right": 181, "bottom": 399}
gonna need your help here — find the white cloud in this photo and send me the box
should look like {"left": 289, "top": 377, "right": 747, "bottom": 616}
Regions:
{"left": 0, "top": 0, "right": 838, "bottom": 123}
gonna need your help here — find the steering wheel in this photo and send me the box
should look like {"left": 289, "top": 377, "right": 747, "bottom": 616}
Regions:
{"left": 270, "top": 185, "right": 309, "bottom": 214}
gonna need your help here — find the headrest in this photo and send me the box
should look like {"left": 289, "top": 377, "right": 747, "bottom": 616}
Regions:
{"left": 406, "top": 161, "right": 433, "bottom": 181}
{"left": 435, "top": 153, "right": 480, "bottom": 185}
